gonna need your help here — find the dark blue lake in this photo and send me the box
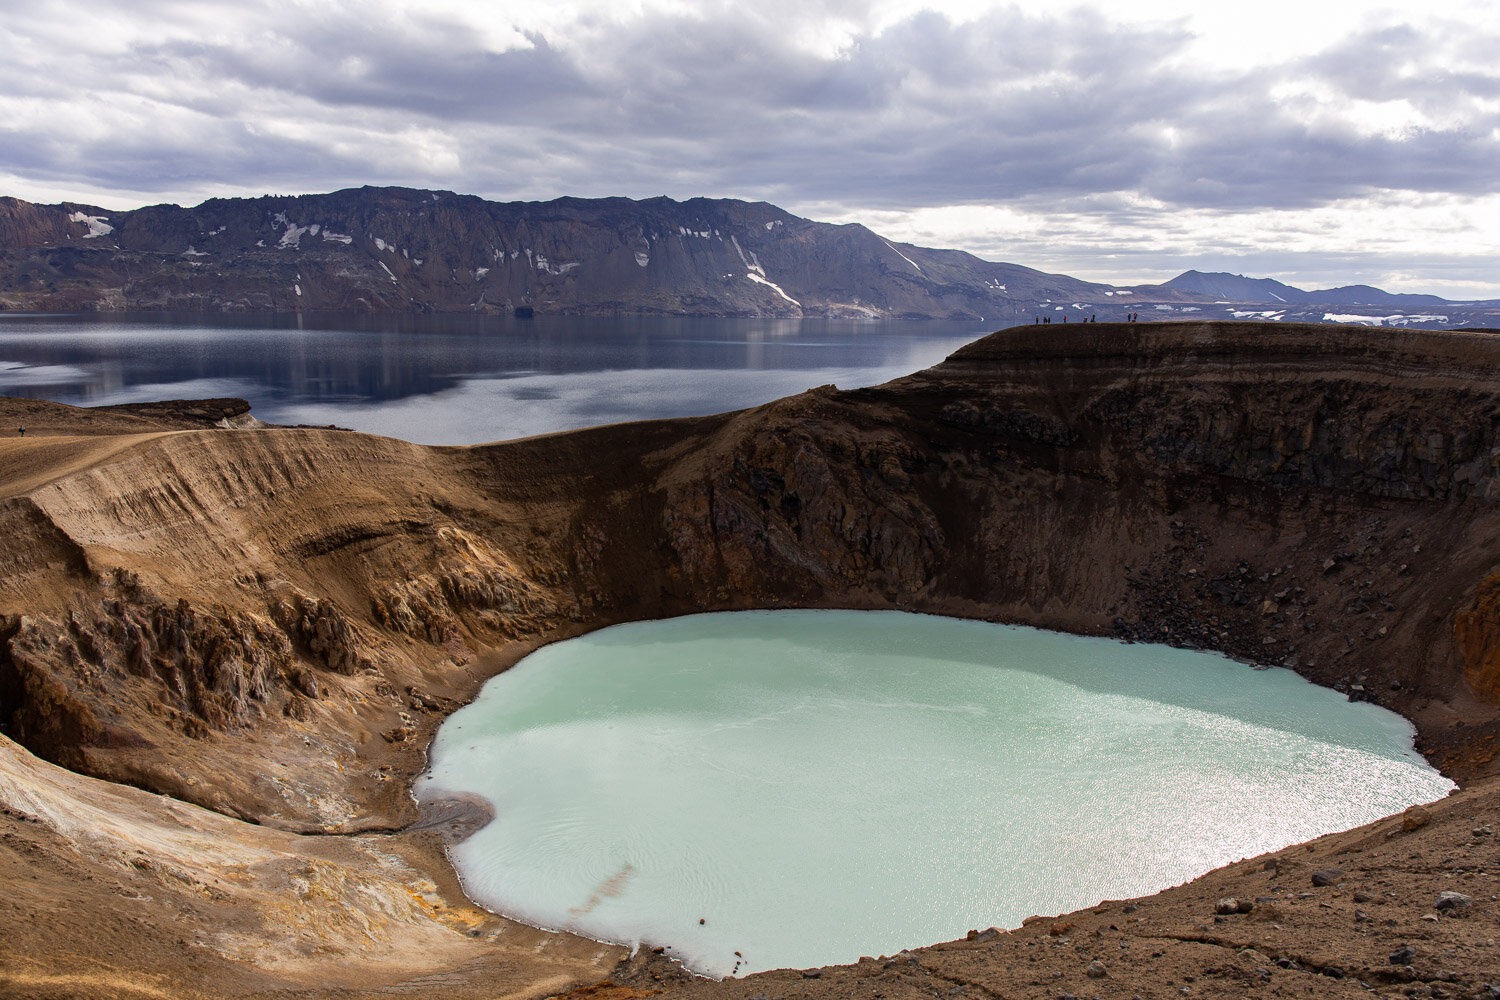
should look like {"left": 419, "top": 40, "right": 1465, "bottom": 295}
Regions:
{"left": 0, "top": 313, "right": 989, "bottom": 444}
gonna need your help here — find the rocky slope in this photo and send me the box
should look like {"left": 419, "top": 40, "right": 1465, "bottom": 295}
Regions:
{"left": 6, "top": 189, "right": 1495, "bottom": 326}
{"left": 2, "top": 321, "right": 1500, "bottom": 997}
{"left": 0, "top": 189, "right": 1105, "bottom": 320}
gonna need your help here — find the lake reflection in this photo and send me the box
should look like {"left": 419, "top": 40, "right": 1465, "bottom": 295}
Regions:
{"left": 0, "top": 312, "right": 989, "bottom": 444}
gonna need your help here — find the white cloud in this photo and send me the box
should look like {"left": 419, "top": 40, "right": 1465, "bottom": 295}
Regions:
{"left": 837, "top": 190, "right": 1500, "bottom": 297}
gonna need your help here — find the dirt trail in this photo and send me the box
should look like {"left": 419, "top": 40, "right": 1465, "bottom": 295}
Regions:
{"left": 0, "top": 432, "right": 173, "bottom": 498}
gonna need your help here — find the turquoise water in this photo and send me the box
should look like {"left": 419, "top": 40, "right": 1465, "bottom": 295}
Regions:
{"left": 418, "top": 610, "right": 1452, "bottom": 977}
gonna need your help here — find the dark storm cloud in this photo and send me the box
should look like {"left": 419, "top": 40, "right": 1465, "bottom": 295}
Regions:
{"left": 471, "top": 6, "right": 1496, "bottom": 213}
{"left": 128, "top": 28, "right": 595, "bottom": 126}
{"left": 447, "top": 6, "right": 1219, "bottom": 209}
{"left": 1302, "top": 22, "right": 1500, "bottom": 108}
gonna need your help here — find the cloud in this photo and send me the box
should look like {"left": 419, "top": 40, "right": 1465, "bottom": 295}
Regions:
{"left": 0, "top": 1, "right": 1498, "bottom": 293}
{"left": 848, "top": 190, "right": 1500, "bottom": 297}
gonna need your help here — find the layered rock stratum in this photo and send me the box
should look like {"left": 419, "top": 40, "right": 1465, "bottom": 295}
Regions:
{"left": 2, "top": 321, "right": 1499, "bottom": 997}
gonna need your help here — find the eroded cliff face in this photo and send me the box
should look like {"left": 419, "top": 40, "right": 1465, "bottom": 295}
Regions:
{"left": 4, "top": 322, "right": 1500, "bottom": 995}
{"left": 0, "top": 421, "right": 600, "bottom": 831}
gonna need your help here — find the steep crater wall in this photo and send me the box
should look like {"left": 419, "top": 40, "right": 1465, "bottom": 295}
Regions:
{"left": 3, "top": 321, "right": 1500, "bottom": 838}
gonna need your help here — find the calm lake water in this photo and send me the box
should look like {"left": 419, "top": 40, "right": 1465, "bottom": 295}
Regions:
{"left": 419, "top": 610, "right": 1452, "bottom": 977}
{"left": 0, "top": 312, "right": 989, "bottom": 444}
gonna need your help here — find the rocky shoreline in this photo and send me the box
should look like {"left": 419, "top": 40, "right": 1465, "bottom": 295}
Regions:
{"left": 2, "top": 321, "right": 1499, "bottom": 997}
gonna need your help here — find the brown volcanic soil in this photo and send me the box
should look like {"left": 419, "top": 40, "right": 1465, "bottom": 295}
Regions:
{"left": 2, "top": 321, "right": 1500, "bottom": 997}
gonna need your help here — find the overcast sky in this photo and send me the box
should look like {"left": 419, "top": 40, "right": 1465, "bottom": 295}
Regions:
{"left": 2, "top": 0, "right": 1497, "bottom": 297}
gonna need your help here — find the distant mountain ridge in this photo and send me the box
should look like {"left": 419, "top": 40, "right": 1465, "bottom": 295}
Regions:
{"left": 0, "top": 188, "right": 1486, "bottom": 322}
{"left": 1161, "top": 269, "right": 1450, "bottom": 308}
{"left": 0, "top": 188, "right": 1105, "bottom": 320}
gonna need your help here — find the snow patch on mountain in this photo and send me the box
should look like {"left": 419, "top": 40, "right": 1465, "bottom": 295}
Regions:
{"left": 279, "top": 223, "right": 311, "bottom": 248}
{"left": 1324, "top": 313, "right": 1450, "bottom": 326}
{"left": 68, "top": 212, "right": 113, "bottom": 238}
{"left": 730, "top": 235, "right": 765, "bottom": 277}
{"left": 883, "top": 240, "right": 923, "bottom": 275}
{"left": 747, "top": 271, "right": 800, "bottom": 306}
{"left": 534, "top": 255, "right": 579, "bottom": 275}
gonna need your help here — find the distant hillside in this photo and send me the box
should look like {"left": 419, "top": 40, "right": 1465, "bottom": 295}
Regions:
{"left": 0, "top": 189, "right": 1106, "bottom": 319}
{"left": 0, "top": 190, "right": 1491, "bottom": 324}
{"left": 1161, "top": 269, "right": 1450, "bottom": 308}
